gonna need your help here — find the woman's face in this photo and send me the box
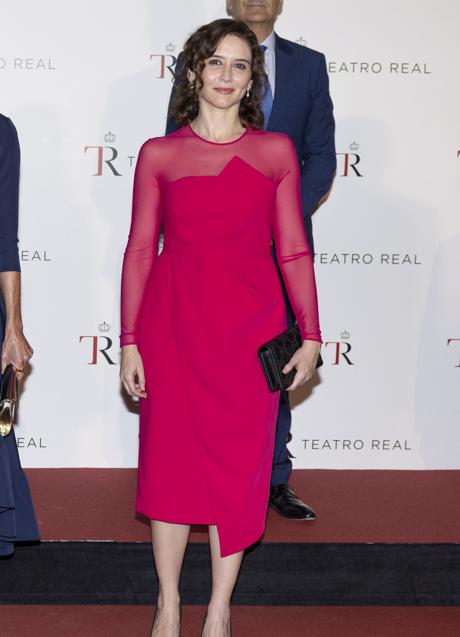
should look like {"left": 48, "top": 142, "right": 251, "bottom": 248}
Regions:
{"left": 192, "top": 34, "right": 253, "bottom": 111}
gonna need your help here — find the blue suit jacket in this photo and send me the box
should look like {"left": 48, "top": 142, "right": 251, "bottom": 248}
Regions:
{"left": 165, "top": 32, "right": 336, "bottom": 253}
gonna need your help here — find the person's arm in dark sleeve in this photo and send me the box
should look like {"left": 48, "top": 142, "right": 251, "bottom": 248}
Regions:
{"left": 0, "top": 116, "right": 22, "bottom": 335}
{"left": 165, "top": 51, "right": 184, "bottom": 135}
{"left": 300, "top": 53, "right": 336, "bottom": 220}
{"left": 0, "top": 116, "right": 33, "bottom": 377}
{"left": 0, "top": 117, "right": 21, "bottom": 273}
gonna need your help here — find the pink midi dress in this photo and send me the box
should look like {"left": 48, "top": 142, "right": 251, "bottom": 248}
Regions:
{"left": 120, "top": 124, "right": 322, "bottom": 557}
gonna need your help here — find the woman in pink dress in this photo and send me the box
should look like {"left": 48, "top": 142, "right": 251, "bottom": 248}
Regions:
{"left": 120, "top": 19, "right": 322, "bottom": 637}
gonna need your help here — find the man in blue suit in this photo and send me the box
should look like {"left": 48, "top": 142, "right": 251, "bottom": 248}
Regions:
{"left": 165, "top": 0, "right": 336, "bottom": 520}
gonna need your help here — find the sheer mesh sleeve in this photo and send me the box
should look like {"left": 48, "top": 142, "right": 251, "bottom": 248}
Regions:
{"left": 272, "top": 137, "right": 322, "bottom": 343}
{"left": 120, "top": 139, "right": 162, "bottom": 347}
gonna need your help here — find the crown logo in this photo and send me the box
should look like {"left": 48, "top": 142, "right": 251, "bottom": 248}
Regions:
{"left": 104, "top": 131, "right": 116, "bottom": 143}
{"left": 349, "top": 141, "right": 359, "bottom": 151}
{"left": 296, "top": 37, "right": 307, "bottom": 47}
{"left": 341, "top": 329, "right": 350, "bottom": 340}
{"left": 98, "top": 321, "right": 111, "bottom": 333}
{"left": 166, "top": 43, "right": 175, "bottom": 53}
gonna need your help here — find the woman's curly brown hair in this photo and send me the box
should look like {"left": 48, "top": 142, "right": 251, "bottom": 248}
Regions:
{"left": 170, "top": 19, "right": 266, "bottom": 130}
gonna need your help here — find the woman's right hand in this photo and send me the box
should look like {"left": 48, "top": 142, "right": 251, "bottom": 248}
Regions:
{"left": 120, "top": 344, "right": 147, "bottom": 399}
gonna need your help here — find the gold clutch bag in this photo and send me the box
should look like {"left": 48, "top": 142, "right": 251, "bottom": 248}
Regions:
{"left": 0, "top": 364, "right": 19, "bottom": 437}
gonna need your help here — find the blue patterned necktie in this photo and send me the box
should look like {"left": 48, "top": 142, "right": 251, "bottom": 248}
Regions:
{"left": 259, "top": 44, "right": 273, "bottom": 129}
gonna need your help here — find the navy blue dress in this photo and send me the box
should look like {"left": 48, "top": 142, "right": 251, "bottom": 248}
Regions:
{"left": 0, "top": 114, "right": 39, "bottom": 556}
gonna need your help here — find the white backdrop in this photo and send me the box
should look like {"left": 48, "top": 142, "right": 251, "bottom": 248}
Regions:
{"left": 0, "top": 0, "right": 459, "bottom": 469}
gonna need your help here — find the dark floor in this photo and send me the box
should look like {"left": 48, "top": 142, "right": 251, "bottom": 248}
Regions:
{"left": 2, "top": 541, "right": 460, "bottom": 605}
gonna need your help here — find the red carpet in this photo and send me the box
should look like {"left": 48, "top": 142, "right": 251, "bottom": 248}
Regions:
{"left": 25, "top": 468, "right": 460, "bottom": 543}
{"left": 2, "top": 606, "right": 459, "bottom": 637}
{"left": 5, "top": 470, "right": 460, "bottom": 633}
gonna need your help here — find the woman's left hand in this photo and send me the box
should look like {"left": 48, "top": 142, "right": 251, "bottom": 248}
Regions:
{"left": 1, "top": 327, "right": 34, "bottom": 380}
{"left": 282, "top": 340, "right": 321, "bottom": 391}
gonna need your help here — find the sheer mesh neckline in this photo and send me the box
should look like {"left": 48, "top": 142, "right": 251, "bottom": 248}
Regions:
{"left": 120, "top": 129, "right": 322, "bottom": 346}
{"left": 187, "top": 123, "right": 249, "bottom": 146}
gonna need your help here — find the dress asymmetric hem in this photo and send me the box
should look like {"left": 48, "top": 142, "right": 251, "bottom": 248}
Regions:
{"left": 120, "top": 124, "right": 321, "bottom": 557}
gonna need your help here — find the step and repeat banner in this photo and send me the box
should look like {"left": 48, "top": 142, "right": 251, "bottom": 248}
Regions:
{"left": 1, "top": 1, "right": 459, "bottom": 469}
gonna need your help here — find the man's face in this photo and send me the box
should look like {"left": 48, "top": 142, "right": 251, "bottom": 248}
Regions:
{"left": 226, "top": 0, "right": 283, "bottom": 25}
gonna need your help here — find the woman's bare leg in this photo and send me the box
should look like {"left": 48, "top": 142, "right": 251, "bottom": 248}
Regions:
{"left": 150, "top": 520, "right": 191, "bottom": 637}
{"left": 202, "top": 525, "right": 244, "bottom": 636}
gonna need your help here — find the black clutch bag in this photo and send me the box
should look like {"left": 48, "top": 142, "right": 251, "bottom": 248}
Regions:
{"left": 258, "top": 324, "right": 323, "bottom": 392}
{"left": 0, "top": 364, "right": 19, "bottom": 437}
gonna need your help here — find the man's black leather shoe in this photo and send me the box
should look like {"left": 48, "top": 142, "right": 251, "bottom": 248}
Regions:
{"left": 269, "top": 484, "right": 317, "bottom": 520}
